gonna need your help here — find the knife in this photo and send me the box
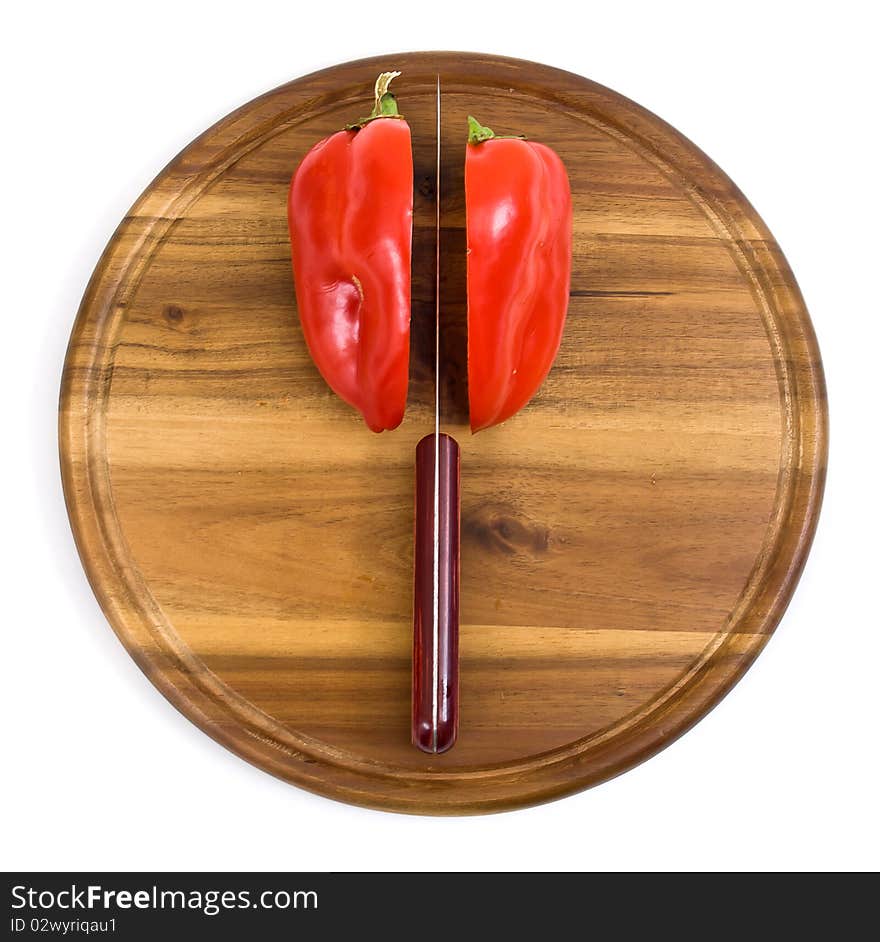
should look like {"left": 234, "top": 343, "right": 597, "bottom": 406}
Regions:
{"left": 412, "top": 76, "right": 460, "bottom": 754}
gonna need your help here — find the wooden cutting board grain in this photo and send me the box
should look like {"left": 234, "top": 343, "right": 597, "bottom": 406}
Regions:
{"left": 59, "top": 52, "right": 827, "bottom": 813}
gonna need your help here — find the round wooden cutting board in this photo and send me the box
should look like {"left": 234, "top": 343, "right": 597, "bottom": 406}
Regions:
{"left": 59, "top": 53, "right": 827, "bottom": 814}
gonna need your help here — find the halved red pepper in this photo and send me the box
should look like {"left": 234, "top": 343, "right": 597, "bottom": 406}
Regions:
{"left": 288, "top": 73, "right": 413, "bottom": 432}
{"left": 465, "top": 115, "right": 572, "bottom": 432}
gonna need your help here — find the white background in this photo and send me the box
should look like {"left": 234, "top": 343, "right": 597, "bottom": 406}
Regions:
{"left": 3, "top": 0, "right": 878, "bottom": 872}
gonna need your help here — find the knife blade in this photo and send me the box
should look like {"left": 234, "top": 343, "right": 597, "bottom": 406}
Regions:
{"left": 412, "top": 76, "right": 461, "bottom": 754}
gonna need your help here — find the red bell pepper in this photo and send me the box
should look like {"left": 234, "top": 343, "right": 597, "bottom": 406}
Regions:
{"left": 288, "top": 72, "right": 413, "bottom": 432}
{"left": 465, "top": 115, "right": 572, "bottom": 432}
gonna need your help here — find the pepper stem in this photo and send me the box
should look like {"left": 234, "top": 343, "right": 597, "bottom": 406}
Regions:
{"left": 467, "top": 114, "right": 526, "bottom": 144}
{"left": 467, "top": 115, "right": 496, "bottom": 143}
{"left": 345, "top": 71, "right": 403, "bottom": 130}
{"left": 372, "top": 71, "right": 401, "bottom": 117}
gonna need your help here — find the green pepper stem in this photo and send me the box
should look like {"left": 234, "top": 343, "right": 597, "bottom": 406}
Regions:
{"left": 467, "top": 115, "right": 495, "bottom": 143}
{"left": 345, "top": 71, "right": 404, "bottom": 130}
{"left": 372, "top": 71, "right": 401, "bottom": 117}
{"left": 467, "top": 114, "right": 526, "bottom": 144}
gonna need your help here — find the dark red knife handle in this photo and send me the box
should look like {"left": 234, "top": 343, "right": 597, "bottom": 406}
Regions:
{"left": 412, "top": 433, "right": 460, "bottom": 754}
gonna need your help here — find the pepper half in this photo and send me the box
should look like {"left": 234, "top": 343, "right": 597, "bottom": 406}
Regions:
{"left": 288, "top": 72, "right": 413, "bottom": 432}
{"left": 465, "top": 115, "right": 572, "bottom": 432}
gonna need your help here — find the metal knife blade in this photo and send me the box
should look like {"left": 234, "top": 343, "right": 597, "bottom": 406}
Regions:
{"left": 434, "top": 73, "right": 441, "bottom": 442}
